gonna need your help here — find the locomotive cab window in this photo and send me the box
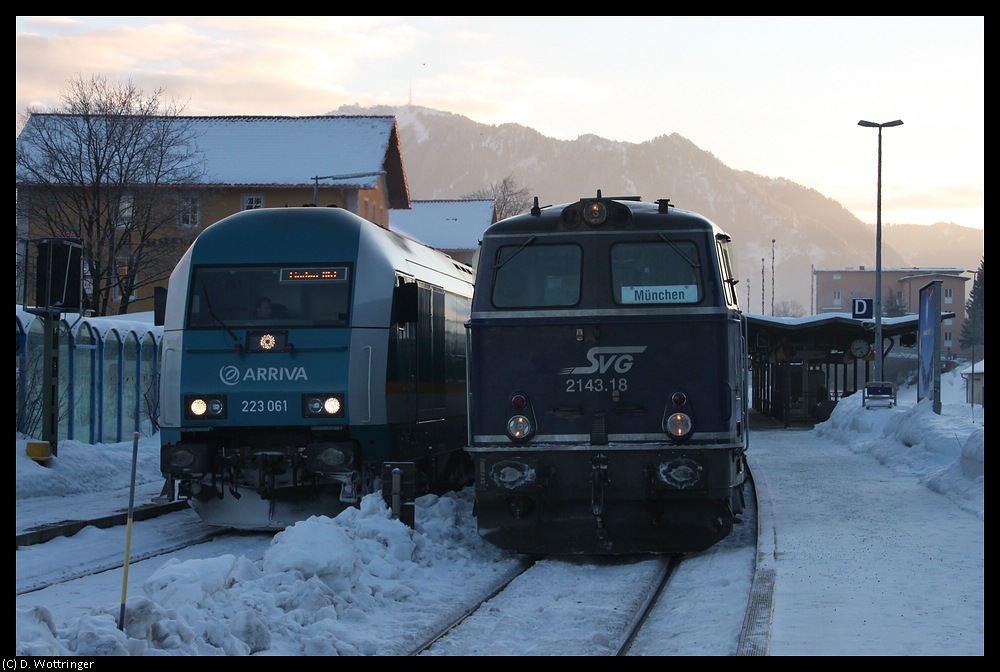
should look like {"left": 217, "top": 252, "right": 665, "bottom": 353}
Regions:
{"left": 187, "top": 264, "right": 352, "bottom": 328}
{"left": 611, "top": 241, "right": 701, "bottom": 305}
{"left": 491, "top": 243, "right": 582, "bottom": 308}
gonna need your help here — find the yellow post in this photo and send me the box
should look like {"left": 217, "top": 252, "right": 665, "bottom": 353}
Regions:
{"left": 119, "top": 432, "right": 140, "bottom": 631}
{"left": 25, "top": 440, "right": 52, "bottom": 464}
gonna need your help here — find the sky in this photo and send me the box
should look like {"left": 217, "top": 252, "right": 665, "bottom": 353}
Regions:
{"left": 15, "top": 16, "right": 984, "bottom": 230}
{"left": 15, "top": 362, "right": 984, "bottom": 656}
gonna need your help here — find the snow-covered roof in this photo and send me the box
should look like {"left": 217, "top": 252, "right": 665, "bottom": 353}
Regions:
{"left": 390, "top": 199, "right": 495, "bottom": 250}
{"left": 744, "top": 311, "right": 936, "bottom": 329}
{"left": 190, "top": 116, "right": 395, "bottom": 186}
{"left": 814, "top": 266, "right": 966, "bottom": 274}
{"left": 17, "top": 114, "right": 410, "bottom": 208}
{"left": 16, "top": 306, "right": 161, "bottom": 342}
{"left": 957, "top": 359, "right": 985, "bottom": 376}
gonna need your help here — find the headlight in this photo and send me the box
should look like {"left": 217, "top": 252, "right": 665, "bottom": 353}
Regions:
{"left": 246, "top": 330, "right": 288, "bottom": 353}
{"left": 185, "top": 395, "right": 227, "bottom": 419}
{"left": 507, "top": 414, "right": 534, "bottom": 441}
{"left": 302, "top": 393, "right": 345, "bottom": 418}
{"left": 584, "top": 201, "right": 607, "bottom": 226}
{"left": 664, "top": 411, "right": 692, "bottom": 438}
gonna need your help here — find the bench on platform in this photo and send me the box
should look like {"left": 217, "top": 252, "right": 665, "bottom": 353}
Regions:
{"left": 863, "top": 381, "right": 897, "bottom": 409}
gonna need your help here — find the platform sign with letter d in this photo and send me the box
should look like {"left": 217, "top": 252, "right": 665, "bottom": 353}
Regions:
{"left": 852, "top": 298, "right": 873, "bottom": 319}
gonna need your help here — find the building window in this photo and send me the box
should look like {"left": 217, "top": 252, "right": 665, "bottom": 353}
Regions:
{"left": 944, "top": 331, "right": 953, "bottom": 348}
{"left": 117, "top": 193, "right": 135, "bottom": 229}
{"left": 944, "top": 318, "right": 953, "bottom": 325}
{"left": 112, "top": 258, "right": 131, "bottom": 302}
{"left": 832, "top": 273, "right": 841, "bottom": 280}
{"left": 242, "top": 194, "right": 263, "bottom": 210}
{"left": 944, "top": 287, "right": 953, "bottom": 304}
{"left": 178, "top": 195, "right": 201, "bottom": 228}
{"left": 832, "top": 290, "right": 841, "bottom": 306}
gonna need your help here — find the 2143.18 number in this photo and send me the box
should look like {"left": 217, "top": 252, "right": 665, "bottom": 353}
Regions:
{"left": 565, "top": 378, "right": 628, "bottom": 393}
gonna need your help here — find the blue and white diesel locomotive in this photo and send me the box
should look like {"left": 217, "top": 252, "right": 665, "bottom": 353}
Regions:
{"left": 157, "top": 206, "right": 475, "bottom": 529}
{"left": 465, "top": 192, "right": 749, "bottom": 554}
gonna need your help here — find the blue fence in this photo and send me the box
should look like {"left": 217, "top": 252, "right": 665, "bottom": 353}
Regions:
{"left": 15, "top": 307, "right": 162, "bottom": 443}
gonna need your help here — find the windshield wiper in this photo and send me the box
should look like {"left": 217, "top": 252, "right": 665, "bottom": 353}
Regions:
{"left": 657, "top": 232, "right": 700, "bottom": 271}
{"left": 201, "top": 282, "right": 240, "bottom": 345}
{"left": 492, "top": 235, "right": 536, "bottom": 271}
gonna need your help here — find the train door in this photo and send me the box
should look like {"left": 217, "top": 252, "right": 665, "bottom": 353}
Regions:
{"left": 416, "top": 282, "right": 447, "bottom": 419}
{"left": 389, "top": 275, "right": 419, "bottom": 429}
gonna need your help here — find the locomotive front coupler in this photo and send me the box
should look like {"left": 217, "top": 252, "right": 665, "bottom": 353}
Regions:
{"left": 255, "top": 452, "right": 285, "bottom": 499}
{"left": 226, "top": 472, "right": 241, "bottom": 499}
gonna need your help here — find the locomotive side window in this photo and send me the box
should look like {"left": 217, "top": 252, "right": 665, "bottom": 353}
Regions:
{"left": 611, "top": 241, "right": 701, "bottom": 305}
{"left": 492, "top": 243, "right": 582, "bottom": 308}
{"left": 187, "top": 264, "right": 352, "bottom": 328}
{"left": 716, "top": 236, "right": 740, "bottom": 309}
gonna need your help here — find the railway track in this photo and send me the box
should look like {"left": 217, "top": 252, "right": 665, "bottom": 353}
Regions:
{"left": 16, "top": 526, "right": 230, "bottom": 595}
{"left": 16, "top": 471, "right": 769, "bottom": 655}
{"left": 412, "top": 470, "right": 767, "bottom": 656}
{"left": 15, "top": 500, "right": 191, "bottom": 549}
{"left": 411, "top": 554, "right": 683, "bottom": 656}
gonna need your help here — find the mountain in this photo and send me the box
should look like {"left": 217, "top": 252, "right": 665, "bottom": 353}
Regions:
{"left": 335, "top": 104, "right": 983, "bottom": 312}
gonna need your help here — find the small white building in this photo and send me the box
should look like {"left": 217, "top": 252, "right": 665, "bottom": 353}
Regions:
{"left": 390, "top": 199, "right": 496, "bottom": 266}
{"left": 958, "top": 359, "right": 985, "bottom": 405}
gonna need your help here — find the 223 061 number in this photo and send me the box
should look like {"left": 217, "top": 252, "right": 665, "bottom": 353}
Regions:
{"left": 241, "top": 399, "right": 288, "bottom": 413}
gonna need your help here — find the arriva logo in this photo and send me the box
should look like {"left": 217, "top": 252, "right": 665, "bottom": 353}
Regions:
{"left": 219, "top": 365, "right": 309, "bottom": 386}
{"left": 558, "top": 346, "right": 647, "bottom": 375}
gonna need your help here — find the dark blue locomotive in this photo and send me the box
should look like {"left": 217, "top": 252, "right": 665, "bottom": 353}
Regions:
{"left": 465, "top": 192, "right": 748, "bottom": 554}
{"left": 157, "top": 207, "right": 475, "bottom": 529}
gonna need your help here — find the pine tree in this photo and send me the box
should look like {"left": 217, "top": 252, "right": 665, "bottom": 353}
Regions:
{"left": 959, "top": 256, "right": 984, "bottom": 353}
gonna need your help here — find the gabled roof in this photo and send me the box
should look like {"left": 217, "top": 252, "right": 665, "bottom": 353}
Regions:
{"left": 17, "top": 114, "right": 410, "bottom": 209}
{"left": 957, "top": 359, "right": 984, "bottom": 376}
{"left": 390, "top": 199, "right": 496, "bottom": 249}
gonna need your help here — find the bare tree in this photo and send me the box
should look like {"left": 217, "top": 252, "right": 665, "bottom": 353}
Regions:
{"left": 773, "top": 300, "right": 806, "bottom": 318}
{"left": 463, "top": 173, "right": 533, "bottom": 221}
{"left": 15, "top": 74, "right": 205, "bottom": 316}
{"left": 16, "top": 322, "right": 75, "bottom": 439}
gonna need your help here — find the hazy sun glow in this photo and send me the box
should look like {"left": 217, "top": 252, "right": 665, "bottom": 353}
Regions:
{"left": 16, "top": 16, "right": 984, "bottom": 229}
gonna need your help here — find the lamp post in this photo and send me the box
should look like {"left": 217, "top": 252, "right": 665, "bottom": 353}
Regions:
{"left": 760, "top": 258, "right": 765, "bottom": 314}
{"left": 771, "top": 238, "right": 776, "bottom": 316}
{"left": 858, "top": 119, "right": 903, "bottom": 382}
{"left": 965, "top": 268, "right": 981, "bottom": 415}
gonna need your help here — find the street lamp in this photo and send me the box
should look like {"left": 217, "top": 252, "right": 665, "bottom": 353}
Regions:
{"left": 760, "top": 258, "right": 765, "bottom": 314}
{"left": 965, "top": 268, "right": 981, "bottom": 416}
{"left": 858, "top": 119, "right": 903, "bottom": 382}
{"left": 771, "top": 238, "right": 776, "bottom": 316}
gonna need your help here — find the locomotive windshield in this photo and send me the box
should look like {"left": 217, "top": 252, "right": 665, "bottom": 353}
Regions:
{"left": 611, "top": 241, "right": 702, "bottom": 305}
{"left": 186, "top": 264, "right": 352, "bottom": 328}
{"left": 491, "top": 243, "right": 582, "bottom": 307}
{"left": 489, "top": 239, "right": 704, "bottom": 308}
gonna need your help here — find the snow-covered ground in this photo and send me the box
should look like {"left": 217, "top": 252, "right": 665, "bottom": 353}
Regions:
{"left": 15, "top": 362, "right": 983, "bottom": 656}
